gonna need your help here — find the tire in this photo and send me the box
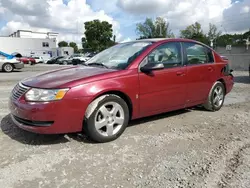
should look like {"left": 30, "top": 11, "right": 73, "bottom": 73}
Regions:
{"left": 2, "top": 63, "right": 14, "bottom": 73}
{"left": 84, "top": 94, "right": 129, "bottom": 143}
{"left": 203, "top": 81, "right": 225, "bottom": 111}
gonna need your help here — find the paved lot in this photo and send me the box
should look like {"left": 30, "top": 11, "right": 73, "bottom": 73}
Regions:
{"left": 0, "top": 65, "right": 250, "bottom": 188}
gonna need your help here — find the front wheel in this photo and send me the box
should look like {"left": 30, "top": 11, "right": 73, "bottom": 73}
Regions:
{"left": 84, "top": 94, "right": 129, "bottom": 143}
{"left": 203, "top": 81, "right": 225, "bottom": 111}
{"left": 2, "top": 63, "right": 14, "bottom": 73}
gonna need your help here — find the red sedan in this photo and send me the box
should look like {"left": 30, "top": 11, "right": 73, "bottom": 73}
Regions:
{"left": 9, "top": 38, "right": 234, "bottom": 143}
{"left": 18, "top": 57, "right": 36, "bottom": 65}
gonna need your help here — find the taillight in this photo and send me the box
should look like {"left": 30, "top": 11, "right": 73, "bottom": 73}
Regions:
{"left": 222, "top": 64, "right": 233, "bottom": 76}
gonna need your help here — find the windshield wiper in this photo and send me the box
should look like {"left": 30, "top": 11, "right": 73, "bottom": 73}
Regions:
{"left": 87, "top": 62, "right": 109, "bottom": 69}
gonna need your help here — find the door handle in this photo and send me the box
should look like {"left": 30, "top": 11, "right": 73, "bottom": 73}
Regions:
{"left": 208, "top": 67, "right": 213, "bottom": 72}
{"left": 176, "top": 71, "right": 185, "bottom": 76}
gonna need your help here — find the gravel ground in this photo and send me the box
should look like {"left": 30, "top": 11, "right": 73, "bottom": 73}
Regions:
{"left": 0, "top": 65, "right": 250, "bottom": 188}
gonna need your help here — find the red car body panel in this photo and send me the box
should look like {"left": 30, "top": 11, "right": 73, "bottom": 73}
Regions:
{"left": 139, "top": 66, "right": 187, "bottom": 117}
{"left": 18, "top": 57, "right": 36, "bottom": 64}
{"left": 9, "top": 38, "right": 234, "bottom": 134}
{"left": 9, "top": 94, "right": 92, "bottom": 134}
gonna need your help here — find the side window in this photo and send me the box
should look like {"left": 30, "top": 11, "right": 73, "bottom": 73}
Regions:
{"left": 183, "top": 42, "right": 214, "bottom": 65}
{"left": 206, "top": 47, "right": 214, "bottom": 63}
{"left": 147, "top": 42, "right": 182, "bottom": 68}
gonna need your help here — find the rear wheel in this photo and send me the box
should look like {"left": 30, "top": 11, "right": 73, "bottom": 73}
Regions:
{"left": 84, "top": 95, "right": 129, "bottom": 143}
{"left": 203, "top": 81, "right": 225, "bottom": 111}
{"left": 2, "top": 63, "right": 14, "bottom": 73}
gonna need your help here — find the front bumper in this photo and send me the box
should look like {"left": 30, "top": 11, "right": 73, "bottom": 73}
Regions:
{"left": 9, "top": 96, "right": 91, "bottom": 134}
{"left": 13, "top": 62, "right": 24, "bottom": 69}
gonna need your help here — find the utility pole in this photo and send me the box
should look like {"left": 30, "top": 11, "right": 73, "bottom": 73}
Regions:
{"left": 210, "top": 38, "right": 214, "bottom": 49}
{"left": 246, "top": 37, "right": 250, "bottom": 50}
{"left": 159, "top": 24, "right": 162, "bottom": 37}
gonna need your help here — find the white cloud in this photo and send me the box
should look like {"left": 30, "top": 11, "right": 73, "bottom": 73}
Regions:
{"left": 116, "top": 0, "right": 249, "bottom": 35}
{"left": 0, "top": 0, "right": 121, "bottom": 44}
{"left": 117, "top": 0, "right": 232, "bottom": 33}
{"left": 222, "top": 0, "right": 250, "bottom": 33}
{"left": 120, "top": 37, "right": 132, "bottom": 43}
{"left": 1, "top": 0, "right": 250, "bottom": 43}
{"left": 117, "top": 0, "right": 172, "bottom": 15}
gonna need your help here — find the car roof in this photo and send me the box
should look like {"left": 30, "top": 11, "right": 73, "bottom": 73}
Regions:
{"left": 124, "top": 38, "right": 214, "bottom": 51}
{"left": 129, "top": 38, "right": 201, "bottom": 43}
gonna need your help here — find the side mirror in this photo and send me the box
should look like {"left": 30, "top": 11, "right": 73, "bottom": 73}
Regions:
{"left": 140, "top": 63, "right": 164, "bottom": 73}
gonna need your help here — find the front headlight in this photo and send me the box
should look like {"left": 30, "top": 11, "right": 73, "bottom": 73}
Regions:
{"left": 25, "top": 88, "right": 69, "bottom": 102}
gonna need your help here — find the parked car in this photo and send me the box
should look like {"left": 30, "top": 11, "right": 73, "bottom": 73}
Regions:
{"left": 9, "top": 38, "right": 234, "bottom": 143}
{"left": 32, "top": 56, "right": 44, "bottom": 64}
{"left": 248, "top": 62, "right": 250, "bottom": 78}
{"left": 0, "top": 56, "right": 24, "bottom": 72}
{"left": 71, "top": 54, "right": 90, "bottom": 65}
{"left": 57, "top": 54, "right": 93, "bottom": 65}
{"left": 18, "top": 57, "right": 36, "bottom": 65}
{"left": 57, "top": 54, "right": 79, "bottom": 65}
{"left": 85, "top": 52, "right": 97, "bottom": 58}
{"left": 57, "top": 56, "right": 72, "bottom": 65}
{"left": 46, "top": 56, "right": 64, "bottom": 64}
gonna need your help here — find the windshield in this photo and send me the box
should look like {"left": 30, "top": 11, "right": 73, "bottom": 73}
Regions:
{"left": 86, "top": 41, "right": 153, "bottom": 69}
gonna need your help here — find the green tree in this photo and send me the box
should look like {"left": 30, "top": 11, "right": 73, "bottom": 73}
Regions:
{"left": 216, "top": 34, "right": 234, "bottom": 46}
{"left": 69, "top": 42, "right": 78, "bottom": 53}
{"left": 180, "top": 22, "right": 209, "bottom": 44}
{"left": 207, "top": 23, "right": 222, "bottom": 41}
{"left": 58, "top": 41, "right": 68, "bottom": 47}
{"left": 207, "top": 23, "right": 222, "bottom": 47}
{"left": 243, "top": 30, "right": 250, "bottom": 39}
{"left": 216, "top": 33, "right": 246, "bottom": 47}
{"left": 136, "top": 17, "right": 174, "bottom": 39}
{"left": 82, "top": 19, "right": 115, "bottom": 52}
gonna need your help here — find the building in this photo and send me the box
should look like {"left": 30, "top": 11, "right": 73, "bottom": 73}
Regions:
{"left": 0, "top": 30, "right": 73, "bottom": 60}
{"left": 57, "top": 47, "right": 74, "bottom": 56}
{"left": 9, "top": 30, "right": 58, "bottom": 39}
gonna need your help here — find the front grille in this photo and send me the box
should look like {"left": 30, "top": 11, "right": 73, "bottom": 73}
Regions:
{"left": 11, "top": 82, "right": 30, "bottom": 100}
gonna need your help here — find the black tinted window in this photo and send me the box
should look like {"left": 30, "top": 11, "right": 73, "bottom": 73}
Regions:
{"left": 183, "top": 42, "right": 214, "bottom": 65}
{"left": 147, "top": 42, "right": 182, "bottom": 68}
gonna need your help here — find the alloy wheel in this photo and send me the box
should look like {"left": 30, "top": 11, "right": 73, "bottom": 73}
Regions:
{"left": 213, "top": 85, "right": 224, "bottom": 108}
{"left": 4, "top": 64, "right": 13, "bottom": 72}
{"left": 94, "top": 102, "right": 125, "bottom": 137}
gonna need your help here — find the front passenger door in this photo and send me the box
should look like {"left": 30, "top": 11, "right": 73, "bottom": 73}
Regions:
{"left": 139, "top": 42, "right": 187, "bottom": 117}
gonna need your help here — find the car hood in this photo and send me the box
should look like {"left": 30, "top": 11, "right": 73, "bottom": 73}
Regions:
{"left": 21, "top": 66, "right": 116, "bottom": 88}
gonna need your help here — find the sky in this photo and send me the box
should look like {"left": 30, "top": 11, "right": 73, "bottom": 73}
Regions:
{"left": 0, "top": 0, "right": 249, "bottom": 45}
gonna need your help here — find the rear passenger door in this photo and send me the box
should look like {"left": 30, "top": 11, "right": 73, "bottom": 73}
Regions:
{"left": 182, "top": 42, "right": 216, "bottom": 105}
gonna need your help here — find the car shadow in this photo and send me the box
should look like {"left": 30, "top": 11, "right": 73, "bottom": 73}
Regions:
{"left": 0, "top": 108, "right": 198, "bottom": 145}
{"left": 0, "top": 70, "right": 22, "bottom": 73}
{"left": 0, "top": 114, "right": 69, "bottom": 145}
{"left": 234, "top": 75, "right": 250, "bottom": 84}
{"left": 128, "top": 108, "right": 192, "bottom": 127}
